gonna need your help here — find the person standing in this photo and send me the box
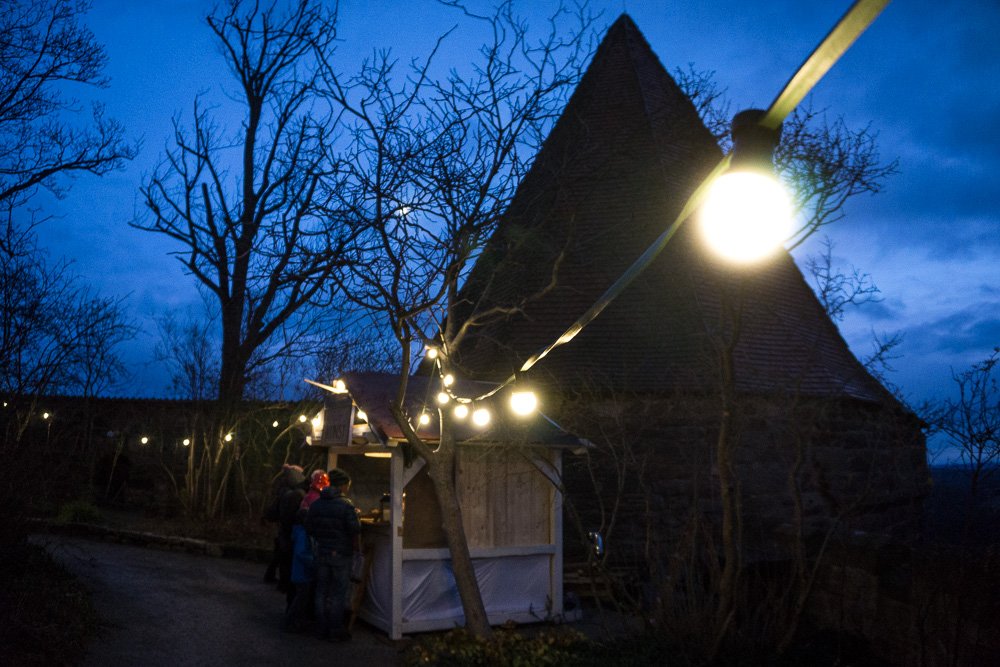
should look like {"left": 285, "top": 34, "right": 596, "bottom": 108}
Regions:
{"left": 281, "top": 508, "right": 316, "bottom": 633}
{"left": 305, "top": 467, "right": 360, "bottom": 642}
{"left": 275, "top": 465, "right": 307, "bottom": 595}
{"left": 300, "top": 470, "right": 329, "bottom": 510}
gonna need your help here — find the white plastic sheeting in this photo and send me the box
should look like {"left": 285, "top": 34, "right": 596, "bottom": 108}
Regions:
{"left": 358, "top": 546, "right": 552, "bottom": 632}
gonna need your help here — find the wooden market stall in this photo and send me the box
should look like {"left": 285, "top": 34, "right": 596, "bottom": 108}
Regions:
{"left": 306, "top": 371, "right": 586, "bottom": 640}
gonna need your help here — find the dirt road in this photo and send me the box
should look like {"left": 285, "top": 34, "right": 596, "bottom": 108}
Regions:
{"left": 35, "top": 535, "right": 404, "bottom": 666}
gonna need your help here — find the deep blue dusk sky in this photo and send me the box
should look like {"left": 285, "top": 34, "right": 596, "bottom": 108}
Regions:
{"left": 32, "top": 0, "right": 1000, "bottom": 434}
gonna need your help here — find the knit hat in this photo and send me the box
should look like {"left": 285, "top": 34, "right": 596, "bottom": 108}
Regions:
{"left": 327, "top": 468, "right": 351, "bottom": 487}
{"left": 310, "top": 470, "right": 329, "bottom": 491}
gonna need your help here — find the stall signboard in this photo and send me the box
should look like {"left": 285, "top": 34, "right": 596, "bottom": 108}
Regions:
{"left": 322, "top": 396, "right": 355, "bottom": 448}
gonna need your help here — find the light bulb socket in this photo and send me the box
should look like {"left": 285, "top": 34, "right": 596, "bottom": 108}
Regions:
{"left": 729, "top": 109, "right": 782, "bottom": 174}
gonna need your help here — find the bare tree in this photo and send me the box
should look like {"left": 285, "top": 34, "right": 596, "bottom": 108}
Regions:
{"left": 134, "top": 0, "right": 355, "bottom": 414}
{"left": 804, "top": 236, "right": 904, "bottom": 390}
{"left": 327, "top": 1, "right": 594, "bottom": 636}
{"left": 929, "top": 349, "right": 1000, "bottom": 501}
{"left": 154, "top": 307, "right": 220, "bottom": 401}
{"left": 1, "top": 214, "right": 135, "bottom": 408}
{"left": 0, "top": 0, "right": 137, "bottom": 207}
{"left": 676, "top": 69, "right": 898, "bottom": 251}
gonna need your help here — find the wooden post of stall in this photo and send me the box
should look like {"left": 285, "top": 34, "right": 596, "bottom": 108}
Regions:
{"left": 550, "top": 449, "right": 563, "bottom": 617}
{"left": 390, "top": 448, "right": 405, "bottom": 640}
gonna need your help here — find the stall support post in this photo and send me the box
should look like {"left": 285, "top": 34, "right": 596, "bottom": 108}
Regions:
{"left": 550, "top": 450, "right": 564, "bottom": 618}
{"left": 390, "top": 449, "right": 405, "bottom": 640}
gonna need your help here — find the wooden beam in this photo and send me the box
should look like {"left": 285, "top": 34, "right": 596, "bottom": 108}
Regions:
{"left": 390, "top": 450, "right": 404, "bottom": 640}
{"left": 402, "top": 457, "right": 426, "bottom": 488}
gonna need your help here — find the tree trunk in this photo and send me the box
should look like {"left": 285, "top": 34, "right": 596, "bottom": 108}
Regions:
{"left": 424, "top": 428, "right": 493, "bottom": 637}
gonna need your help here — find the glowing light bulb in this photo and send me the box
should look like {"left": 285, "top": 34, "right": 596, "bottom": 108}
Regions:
{"left": 272, "top": 420, "right": 279, "bottom": 428}
{"left": 334, "top": 379, "right": 346, "bottom": 392}
{"left": 437, "top": 392, "right": 450, "bottom": 404}
{"left": 426, "top": 347, "right": 438, "bottom": 359}
{"left": 225, "top": 433, "right": 233, "bottom": 442}
{"left": 298, "top": 415, "right": 307, "bottom": 423}
{"left": 701, "top": 171, "right": 791, "bottom": 262}
{"left": 311, "top": 417, "right": 322, "bottom": 429}
{"left": 443, "top": 374, "right": 454, "bottom": 386}
{"left": 42, "top": 412, "right": 50, "bottom": 419}
{"left": 141, "top": 437, "right": 149, "bottom": 444}
{"left": 357, "top": 410, "right": 367, "bottom": 422}
{"left": 510, "top": 391, "right": 537, "bottom": 415}
{"left": 454, "top": 404, "right": 469, "bottom": 419}
{"left": 419, "top": 413, "right": 431, "bottom": 425}
{"left": 183, "top": 438, "right": 190, "bottom": 446}
{"left": 472, "top": 408, "right": 490, "bottom": 426}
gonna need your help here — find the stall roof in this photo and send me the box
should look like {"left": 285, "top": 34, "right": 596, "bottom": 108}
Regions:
{"left": 335, "top": 371, "right": 587, "bottom": 449}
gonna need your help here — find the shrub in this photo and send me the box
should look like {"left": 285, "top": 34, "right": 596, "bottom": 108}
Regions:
{"left": 405, "top": 625, "right": 595, "bottom": 667}
{"left": 56, "top": 499, "right": 104, "bottom": 525}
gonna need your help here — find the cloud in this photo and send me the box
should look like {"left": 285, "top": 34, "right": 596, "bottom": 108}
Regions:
{"left": 907, "top": 306, "right": 1000, "bottom": 356}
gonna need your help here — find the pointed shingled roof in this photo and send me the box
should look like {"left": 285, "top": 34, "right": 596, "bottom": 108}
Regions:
{"left": 453, "top": 14, "right": 890, "bottom": 404}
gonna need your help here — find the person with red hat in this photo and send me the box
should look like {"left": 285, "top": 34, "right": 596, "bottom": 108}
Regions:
{"left": 300, "top": 470, "right": 329, "bottom": 510}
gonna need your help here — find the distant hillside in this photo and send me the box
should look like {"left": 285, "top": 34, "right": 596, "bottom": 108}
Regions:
{"left": 923, "top": 464, "right": 1000, "bottom": 549}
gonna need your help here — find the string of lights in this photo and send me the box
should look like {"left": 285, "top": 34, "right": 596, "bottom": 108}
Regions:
{"left": 312, "top": 0, "right": 890, "bottom": 435}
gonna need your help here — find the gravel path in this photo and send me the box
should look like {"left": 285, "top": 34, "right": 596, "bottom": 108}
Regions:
{"left": 34, "top": 535, "right": 404, "bottom": 666}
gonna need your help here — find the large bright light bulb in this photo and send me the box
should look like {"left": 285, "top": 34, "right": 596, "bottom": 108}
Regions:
{"left": 437, "top": 392, "right": 450, "bottom": 404}
{"left": 419, "top": 413, "right": 430, "bottom": 425}
{"left": 701, "top": 171, "right": 791, "bottom": 262}
{"left": 510, "top": 391, "right": 537, "bottom": 415}
{"left": 454, "top": 404, "right": 469, "bottom": 419}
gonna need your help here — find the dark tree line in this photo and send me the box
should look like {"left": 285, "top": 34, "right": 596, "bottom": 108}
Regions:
{"left": 1, "top": 0, "right": 136, "bottom": 541}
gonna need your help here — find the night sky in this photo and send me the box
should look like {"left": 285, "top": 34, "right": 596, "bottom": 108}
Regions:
{"left": 32, "top": 0, "right": 1000, "bottom": 445}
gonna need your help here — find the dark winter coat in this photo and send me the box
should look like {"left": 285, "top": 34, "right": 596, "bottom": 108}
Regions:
{"left": 305, "top": 486, "right": 361, "bottom": 556}
{"left": 275, "top": 467, "right": 307, "bottom": 549}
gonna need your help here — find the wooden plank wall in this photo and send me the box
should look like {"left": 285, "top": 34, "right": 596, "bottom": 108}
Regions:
{"left": 456, "top": 446, "right": 554, "bottom": 548}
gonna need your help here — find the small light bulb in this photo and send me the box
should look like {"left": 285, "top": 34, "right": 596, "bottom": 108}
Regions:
{"left": 472, "top": 408, "right": 490, "bottom": 426}
{"left": 298, "top": 415, "right": 307, "bottom": 423}
{"left": 426, "top": 347, "right": 438, "bottom": 359}
{"left": 141, "top": 436, "right": 149, "bottom": 444}
{"left": 419, "top": 413, "right": 430, "bottom": 425}
{"left": 357, "top": 410, "right": 367, "bottom": 422}
{"left": 42, "top": 412, "right": 50, "bottom": 419}
{"left": 334, "top": 379, "right": 346, "bottom": 392}
{"left": 272, "top": 420, "right": 279, "bottom": 428}
{"left": 183, "top": 438, "right": 191, "bottom": 446}
{"left": 443, "top": 374, "right": 454, "bottom": 386}
{"left": 454, "top": 404, "right": 469, "bottom": 419}
{"left": 437, "top": 392, "right": 450, "bottom": 404}
{"left": 510, "top": 391, "right": 537, "bottom": 415}
{"left": 225, "top": 433, "right": 233, "bottom": 442}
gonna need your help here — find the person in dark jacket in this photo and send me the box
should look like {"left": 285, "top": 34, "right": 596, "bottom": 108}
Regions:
{"left": 275, "top": 465, "right": 307, "bottom": 597}
{"left": 305, "top": 467, "right": 361, "bottom": 641}
{"left": 281, "top": 508, "right": 316, "bottom": 633}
